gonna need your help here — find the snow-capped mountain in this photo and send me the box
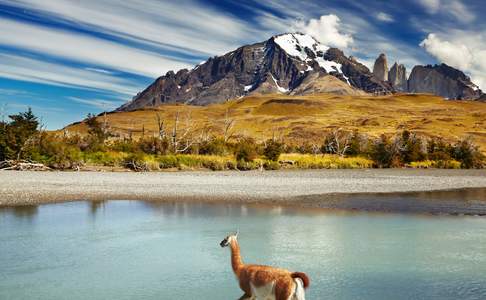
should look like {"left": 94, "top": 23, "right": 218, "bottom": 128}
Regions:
{"left": 117, "top": 33, "right": 391, "bottom": 111}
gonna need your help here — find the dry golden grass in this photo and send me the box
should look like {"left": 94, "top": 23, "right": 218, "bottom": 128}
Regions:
{"left": 65, "top": 93, "right": 486, "bottom": 152}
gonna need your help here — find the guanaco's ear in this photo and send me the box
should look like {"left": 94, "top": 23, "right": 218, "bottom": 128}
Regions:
{"left": 235, "top": 229, "right": 239, "bottom": 238}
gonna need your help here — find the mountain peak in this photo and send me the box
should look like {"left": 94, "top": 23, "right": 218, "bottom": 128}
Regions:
{"left": 116, "top": 34, "right": 398, "bottom": 111}
{"left": 272, "top": 32, "right": 329, "bottom": 61}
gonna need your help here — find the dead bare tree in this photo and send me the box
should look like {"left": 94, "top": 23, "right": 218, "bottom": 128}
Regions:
{"left": 222, "top": 109, "right": 236, "bottom": 142}
{"left": 324, "top": 128, "right": 351, "bottom": 157}
{"left": 171, "top": 110, "right": 195, "bottom": 153}
{"left": 155, "top": 112, "right": 166, "bottom": 139}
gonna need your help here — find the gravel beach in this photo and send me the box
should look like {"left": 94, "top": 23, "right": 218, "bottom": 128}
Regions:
{"left": 1, "top": 169, "right": 486, "bottom": 214}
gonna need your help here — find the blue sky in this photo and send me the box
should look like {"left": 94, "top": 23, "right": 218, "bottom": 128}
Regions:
{"left": 0, "top": 0, "right": 485, "bottom": 129}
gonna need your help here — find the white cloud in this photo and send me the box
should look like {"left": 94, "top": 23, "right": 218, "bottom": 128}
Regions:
{"left": 416, "top": 0, "right": 474, "bottom": 23}
{"left": 417, "top": 0, "right": 441, "bottom": 13}
{"left": 68, "top": 97, "right": 123, "bottom": 110}
{"left": 419, "top": 33, "right": 472, "bottom": 70}
{"left": 0, "top": 18, "right": 190, "bottom": 78}
{"left": 420, "top": 32, "right": 486, "bottom": 90}
{"left": 295, "top": 15, "right": 354, "bottom": 49}
{"left": 445, "top": 0, "right": 475, "bottom": 23}
{"left": 2, "top": 0, "right": 260, "bottom": 57}
{"left": 0, "top": 53, "right": 143, "bottom": 96}
{"left": 376, "top": 12, "right": 394, "bottom": 23}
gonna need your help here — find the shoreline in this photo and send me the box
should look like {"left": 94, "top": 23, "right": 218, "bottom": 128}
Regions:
{"left": 1, "top": 169, "right": 486, "bottom": 215}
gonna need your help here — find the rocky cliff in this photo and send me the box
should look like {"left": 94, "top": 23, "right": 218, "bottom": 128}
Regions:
{"left": 372, "top": 53, "right": 388, "bottom": 81}
{"left": 408, "top": 64, "right": 482, "bottom": 100}
{"left": 389, "top": 63, "right": 407, "bottom": 92}
{"left": 117, "top": 33, "right": 392, "bottom": 111}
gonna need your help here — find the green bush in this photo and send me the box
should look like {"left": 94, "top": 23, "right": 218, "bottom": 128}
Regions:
{"left": 452, "top": 138, "right": 485, "bottom": 168}
{"left": 263, "top": 160, "right": 280, "bottom": 170}
{"left": 138, "top": 137, "right": 170, "bottom": 155}
{"left": 369, "top": 135, "right": 395, "bottom": 168}
{"left": 158, "top": 155, "right": 179, "bottom": 169}
{"left": 236, "top": 160, "right": 259, "bottom": 170}
{"left": 84, "top": 151, "right": 125, "bottom": 167}
{"left": 123, "top": 152, "right": 149, "bottom": 171}
{"left": 199, "top": 138, "right": 228, "bottom": 156}
{"left": 263, "top": 140, "right": 283, "bottom": 161}
{"left": 234, "top": 139, "right": 258, "bottom": 162}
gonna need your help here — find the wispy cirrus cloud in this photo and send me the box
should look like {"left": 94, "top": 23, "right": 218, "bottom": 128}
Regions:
{"left": 416, "top": 0, "right": 475, "bottom": 23}
{"left": 0, "top": 18, "right": 191, "bottom": 78}
{"left": 375, "top": 12, "right": 394, "bottom": 23}
{"left": 1, "top": 0, "right": 261, "bottom": 57}
{"left": 0, "top": 53, "right": 143, "bottom": 96}
{"left": 68, "top": 97, "right": 124, "bottom": 110}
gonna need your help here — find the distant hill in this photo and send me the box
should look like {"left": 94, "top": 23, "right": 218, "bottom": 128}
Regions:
{"left": 67, "top": 93, "right": 486, "bottom": 152}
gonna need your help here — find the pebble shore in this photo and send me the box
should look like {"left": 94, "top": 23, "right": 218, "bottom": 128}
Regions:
{"left": 1, "top": 169, "right": 486, "bottom": 214}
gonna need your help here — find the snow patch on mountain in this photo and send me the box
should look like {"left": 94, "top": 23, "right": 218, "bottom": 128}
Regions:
{"left": 271, "top": 75, "right": 289, "bottom": 93}
{"left": 274, "top": 33, "right": 349, "bottom": 86}
{"left": 274, "top": 33, "right": 328, "bottom": 61}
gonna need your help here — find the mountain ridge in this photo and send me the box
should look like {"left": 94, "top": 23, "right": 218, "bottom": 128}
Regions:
{"left": 117, "top": 33, "right": 484, "bottom": 111}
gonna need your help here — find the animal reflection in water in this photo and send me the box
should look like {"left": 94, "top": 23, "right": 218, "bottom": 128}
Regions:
{"left": 220, "top": 232, "right": 309, "bottom": 300}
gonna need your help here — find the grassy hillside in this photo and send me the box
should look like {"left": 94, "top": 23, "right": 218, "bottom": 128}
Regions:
{"left": 66, "top": 93, "right": 486, "bottom": 152}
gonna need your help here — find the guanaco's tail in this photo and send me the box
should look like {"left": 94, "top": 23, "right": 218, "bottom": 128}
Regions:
{"left": 291, "top": 272, "right": 310, "bottom": 289}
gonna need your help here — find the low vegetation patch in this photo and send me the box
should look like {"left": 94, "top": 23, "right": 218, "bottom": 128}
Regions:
{"left": 1, "top": 108, "right": 484, "bottom": 171}
{"left": 281, "top": 154, "right": 374, "bottom": 169}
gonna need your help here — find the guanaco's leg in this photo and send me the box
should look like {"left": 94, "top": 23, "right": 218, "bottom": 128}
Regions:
{"left": 237, "top": 293, "right": 252, "bottom": 300}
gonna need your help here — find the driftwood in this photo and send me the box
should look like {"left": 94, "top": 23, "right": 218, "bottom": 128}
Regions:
{"left": 0, "top": 160, "right": 51, "bottom": 171}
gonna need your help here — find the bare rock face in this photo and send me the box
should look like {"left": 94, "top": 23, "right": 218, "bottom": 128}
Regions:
{"left": 408, "top": 63, "right": 483, "bottom": 100}
{"left": 324, "top": 48, "right": 392, "bottom": 95}
{"left": 372, "top": 53, "right": 388, "bottom": 82}
{"left": 389, "top": 63, "right": 407, "bottom": 91}
{"left": 117, "top": 33, "right": 393, "bottom": 111}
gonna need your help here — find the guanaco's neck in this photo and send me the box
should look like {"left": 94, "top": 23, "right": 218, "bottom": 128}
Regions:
{"left": 230, "top": 239, "right": 244, "bottom": 274}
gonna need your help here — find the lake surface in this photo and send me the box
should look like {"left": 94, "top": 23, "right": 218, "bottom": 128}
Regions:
{"left": 1, "top": 200, "right": 486, "bottom": 300}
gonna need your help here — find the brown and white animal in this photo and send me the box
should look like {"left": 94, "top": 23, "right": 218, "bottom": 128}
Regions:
{"left": 220, "top": 232, "right": 309, "bottom": 300}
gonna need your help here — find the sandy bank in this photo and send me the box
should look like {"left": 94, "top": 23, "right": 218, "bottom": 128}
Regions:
{"left": 1, "top": 169, "right": 486, "bottom": 214}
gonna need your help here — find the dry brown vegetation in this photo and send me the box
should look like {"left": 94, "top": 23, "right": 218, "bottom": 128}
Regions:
{"left": 65, "top": 93, "right": 486, "bottom": 152}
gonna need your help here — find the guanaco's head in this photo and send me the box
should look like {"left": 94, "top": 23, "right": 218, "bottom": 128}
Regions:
{"left": 220, "top": 231, "right": 238, "bottom": 248}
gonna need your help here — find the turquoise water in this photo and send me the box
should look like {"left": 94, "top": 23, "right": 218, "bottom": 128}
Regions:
{"left": 1, "top": 200, "right": 486, "bottom": 300}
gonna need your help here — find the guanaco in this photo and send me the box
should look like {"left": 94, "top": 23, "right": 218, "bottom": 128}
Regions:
{"left": 220, "top": 232, "right": 309, "bottom": 300}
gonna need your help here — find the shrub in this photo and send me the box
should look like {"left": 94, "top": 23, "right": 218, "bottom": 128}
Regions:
{"left": 138, "top": 137, "right": 170, "bottom": 155}
{"left": 158, "top": 155, "right": 179, "bottom": 169}
{"left": 369, "top": 135, "right": 395, "bottom": 168}
{"left": 199, "top": 138, "right": 228, "bottom": 156}
{"left": 280, "top": 153, "right": 373, "bottom": 169}
{"left": 347, "top": 131, "right": 368, "bottom": 156}
{"left": 409, "top": 160, "right": 461, "bottom": 169}
{"left": 109, "top": 139, "right": 139, "bottom": 153}
{"left": 452, "top": 138, "right": 485, "bottom": 168}
{"left": 263, "top": 139, "right": 283, "bottom": 161}
{"left": 236, "top": 160, "right": 259, "bottom": 170}
{"left": 234, "top": 139, "right": 258, "bottom": 162}
{"left": 398, "top": 130, "right": 427, "bottom": 163}
{"left": 428, "top": 138, "right": 453, "bottom": 161}
{"left": 84, "top": 151, "right": 125, "bottom": 167}
{"left": 263, "top": 160, "right": 280, "bottom": 170}
{"left": 123, "top": 152, "right": 149, "bottom": 171}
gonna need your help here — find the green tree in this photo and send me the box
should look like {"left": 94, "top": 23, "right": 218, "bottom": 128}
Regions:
{"left": 263, "top": 139, "right": 283, "bottom": 161}
{"left": 2, "top": 108, "right": 39, "bottom": 160}
{"left": 370, "top": 135, "right": 394, "bottom": 168}
{"left": 399, "top": 130, "right": 426, "bottom": 163}
{"left": 84, "top": 113, "right": 106, "bottom": 151}
{"left": 452, "top": 138, "right": 484, "bottom": 168}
